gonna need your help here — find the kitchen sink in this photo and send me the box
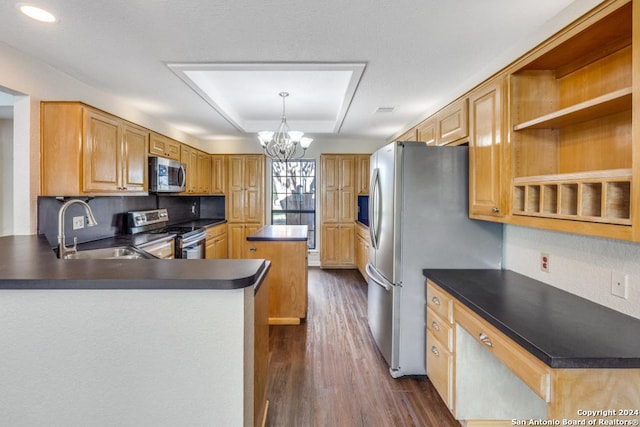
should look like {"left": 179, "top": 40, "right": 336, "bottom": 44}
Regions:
{"left": 63, "top": 246, "right": 155, "bottom": 260}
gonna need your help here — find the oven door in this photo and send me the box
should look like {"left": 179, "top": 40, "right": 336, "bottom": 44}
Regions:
{"left": 177, "top": 231, "right": 206, "bottom": 259}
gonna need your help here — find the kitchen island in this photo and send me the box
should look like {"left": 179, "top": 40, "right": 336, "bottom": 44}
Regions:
{"left": 246, "top": 225, "right": 308, "bottom": 324}
{"left": 0, "top": 235, "right": 269, "bottom": 427}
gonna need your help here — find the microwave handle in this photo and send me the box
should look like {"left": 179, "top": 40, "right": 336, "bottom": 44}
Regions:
{"left": 179, "top": 163, "right": 186, "bottom": 188}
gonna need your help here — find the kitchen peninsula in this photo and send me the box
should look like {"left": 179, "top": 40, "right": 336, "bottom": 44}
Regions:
{"left": 0, "top": 235, "right": 269, "bottom": 427}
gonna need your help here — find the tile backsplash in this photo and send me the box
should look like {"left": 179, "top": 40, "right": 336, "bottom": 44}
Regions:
{"left": 38, "top": 195, "right": 225, "bottom": 247}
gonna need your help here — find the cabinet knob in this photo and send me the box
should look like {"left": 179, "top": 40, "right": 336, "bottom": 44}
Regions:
{"left": 431, "top": 296, "right": 440, "bottom": 306}
{"left": 492, "top": 207, "right": 500, "bottom": 213}
{"left": 431, "top": 321, "right": 440, "bottom": 331}
{"left": 479, "top": 332, "right": 493, "bottom": 347}
{"left": 249, "top": 246, "right": 257, "bottom": 252}
{"left": 431, "top": 346, "right": 439, "bottom": 357}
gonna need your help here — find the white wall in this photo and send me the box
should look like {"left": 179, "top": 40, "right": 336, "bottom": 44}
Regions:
{"left": 0, "top": 287, "right": 254, "bottom": 426}
{"left": 504, "top": 225, "right": 640, "bottom": 320}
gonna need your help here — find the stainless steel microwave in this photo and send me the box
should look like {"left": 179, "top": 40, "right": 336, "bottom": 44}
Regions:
{"left": 149, "top": 156, "right": 186, "bottom": 193}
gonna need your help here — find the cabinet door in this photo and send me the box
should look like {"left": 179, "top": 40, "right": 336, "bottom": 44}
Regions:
{"left": 227, "top": 156, "right": 245, "bottom": 222}
{"left": 338, "top": 156, "right": 355, "bottom": 223}
{"left": 437, "top": 98, "right": 468, "bottom": 145}
{"left": 214, "top": 233, "right": 228, "bottom": 259}
{"left": 244, "top": 156, "right": 264, "bottom": 223}
{"left": 121, "top": 123, "right": 148, "bottom": 192}
{"left": 321, "top": 156, "right": 341, "bottom": 223}
{"left": 416, "top": 117, "right": 437, "bottom": 145}
{"left": 356, "top": 155, "right": 370, "bottom": 195}
{"left": 149, "top": 132, "right": 180, "bottom": 160}
{"left": 321, "top": 223, "right": 355, "bottom": 267}
{"left": 83, "top": 109, "right": 121, "bottom": 193}
{"left": 227, "top": 223, "right": 246, "bottom": 259}
{"left": 198, "top": 151, "right": 211, "bottom": 194}
{"left": 210, "top": 155, "right": 226, "bottom": 195}
{"left": 469, "top": 79, "right": 505, "bottom": 218}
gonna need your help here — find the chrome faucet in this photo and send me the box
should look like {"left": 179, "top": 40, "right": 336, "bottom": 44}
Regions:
{"left": 57, "top": 199, "right": 98, "bottom": 259}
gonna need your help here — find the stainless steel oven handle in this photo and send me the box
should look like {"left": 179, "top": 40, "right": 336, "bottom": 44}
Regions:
{"left": 179, "top": 231, "right": 206, "bottom": 246}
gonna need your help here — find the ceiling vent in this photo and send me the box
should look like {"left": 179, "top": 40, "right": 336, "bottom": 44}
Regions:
{"left": 375, "top": 107, "right": 395, "bottom": 114}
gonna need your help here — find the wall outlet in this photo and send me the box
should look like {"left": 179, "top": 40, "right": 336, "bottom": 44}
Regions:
{"left": 611, "top": 272, "right": 629, "bottom": 299}
{"left": 540, "top": 253, "right": 550, "bottom": 273}
{"left": 72, "top": 216, "right": 84, "bottom": 230}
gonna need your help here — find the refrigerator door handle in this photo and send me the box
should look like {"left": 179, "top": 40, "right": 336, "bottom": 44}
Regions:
{"left": 366, "top": 262, "right": 393, "bottom": 291}
{"left": 369, "top": 167, "right": 381, "bottom": 249}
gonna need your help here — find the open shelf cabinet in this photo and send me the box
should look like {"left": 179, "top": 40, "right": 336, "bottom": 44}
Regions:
{"left": 508, "top": 0, "right": 635, "bottom": 237}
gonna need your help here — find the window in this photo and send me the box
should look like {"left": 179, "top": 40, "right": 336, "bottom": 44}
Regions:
{"left": 271, "top": 160, "right": 316, "bottom": 249}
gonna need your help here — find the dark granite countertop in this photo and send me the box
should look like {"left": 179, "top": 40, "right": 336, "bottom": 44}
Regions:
{"left": 423, "top": 269, "right": 640, "bottom": 369}
{"left": 0, "top": 235, "right": 267, "bottom": 290}
{"left": 247, "top": 225, "right": 308, "bottom": 241}
{"left": 174, "top": 218, "right": 226, "bottom": 229}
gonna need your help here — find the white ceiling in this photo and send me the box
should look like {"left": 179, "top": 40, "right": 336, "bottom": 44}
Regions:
{"left": 0, "top": 0, "right": 589, "bottom": 146}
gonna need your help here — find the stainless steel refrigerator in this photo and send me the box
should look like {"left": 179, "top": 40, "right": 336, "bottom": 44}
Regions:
{"left": 366, "top": 141, "right": 503, "bottom": 377}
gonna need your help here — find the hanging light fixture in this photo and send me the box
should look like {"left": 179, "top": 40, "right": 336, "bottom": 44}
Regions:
{"left": 258, "top": 92, "right": 312, "bottom": 161}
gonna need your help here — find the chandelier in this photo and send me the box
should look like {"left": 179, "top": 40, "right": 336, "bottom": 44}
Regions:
{"left": 257, "top": 92, "right": 312, "bottom": 161}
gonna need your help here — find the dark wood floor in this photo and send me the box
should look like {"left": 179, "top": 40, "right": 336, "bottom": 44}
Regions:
{"left": 266, "top": 268, "right": 460, "bottom": 427}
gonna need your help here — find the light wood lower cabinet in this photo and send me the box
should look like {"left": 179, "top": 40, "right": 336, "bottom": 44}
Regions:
{"left": 426, "top": 278, "right": 640, "bottom": 424}
{"left": 320, "top": 223, "right": 355, "bottom": 268}
{"left": 228, "top": 223, "right": 261, "bottom": 259}
{"left": 355, "top": 223, "right": 370, "bottom": 279}
{"left": 205, "top": 223, "right": 227, "bottom": 259}
{"left": 426, "top": 280, "right": 455, "bottom": 411}
{"left": 246, "top": 239, "right": 308, "bottom": 325}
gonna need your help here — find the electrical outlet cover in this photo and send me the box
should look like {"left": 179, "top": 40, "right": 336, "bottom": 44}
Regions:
{"left": 611, "top": 271, "right": 628, "bottom": 299}
{"left": 72, "top": 216, "right": 84, "bottom": 230}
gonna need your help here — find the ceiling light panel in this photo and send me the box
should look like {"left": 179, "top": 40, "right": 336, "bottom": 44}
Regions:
{"left": 18, "top": 4, "right": 57, "bottom": 23}
{"left": 168, "top": 63, "right": 366, "bottom": 134}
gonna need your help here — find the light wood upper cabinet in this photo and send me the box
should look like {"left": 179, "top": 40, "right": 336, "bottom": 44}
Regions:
{"left": 41, "top": 102, "right": 148, "bottom": 196}
{"left": 398, "top": 127, "right": 417, "bottom": 141}
{"left": 180, "top": 145, "right": 212, "bottom": 195}
{"left": 227, "top": 155, "right": 265, "bottom": 224}
{"left": 469, "top": 78, "right": 505, "bottom": 219}
{"left": 321, "top": 155, "right": 355, "bottom": 223}
{"left": 437, "top": 98, "right": 468, "bottom": 145}
{"left": 507, "top": 0, "right": 636, "bottom": 241}
{"left": 415, "top": 98, "right": 468, "bottom": 146}
{"left": 416, "top": 117, "right": 437, "bottom": 145}
{"left": 356, "top": 154, "right": 370, "bottom": 195}
{"left": 197, "top": 151, "right": 211, "bottom": 194}
{"left": 210, "top": 155, "right": 226, "bottom": 195}
{"left": 121, "top": 123, "right": 149, "bottom": 193}
{"left": 149, "top": 132, "right": 181, "bottom": 160}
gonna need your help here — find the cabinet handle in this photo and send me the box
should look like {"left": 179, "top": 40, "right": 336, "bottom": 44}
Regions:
{"left": 431, "top": 346, "right": 439, "bottom": 357}
{"left": 249, "top": 246, "right": 257, "bottom": 252}
{"left": 431, "top": 296, "right": 440, "bottom": 306}
{"left": 431, "top": 320, "right": 440, "bottom": 331}
{"left": 479, "top": 332, "right": 493, "bottom": 347}
{"left": 492, "top": 207, "right": 500, "bottom": 213}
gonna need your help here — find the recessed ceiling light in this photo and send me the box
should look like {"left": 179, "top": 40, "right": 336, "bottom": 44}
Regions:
{"left": 18, "top": 4, "right": 57, "bottom": 23}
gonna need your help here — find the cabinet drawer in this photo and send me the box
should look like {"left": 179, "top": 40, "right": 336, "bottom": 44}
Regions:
{"left": 139, "top": 238, "right": 175, "bottom": 259}
{"left": 206, "top": 224, "right": 226, "bottom": 240}
{"left": 426, "top": 330, "right": 454, "bottom": 410}
{"left": 427, "top": 308, "right": 453, "bottom": 352}
{"left": 426, "top": 280, "right": 453, "bottom": 323}
{"left": 454, "top": 303, "right": 551, "bottom": 402}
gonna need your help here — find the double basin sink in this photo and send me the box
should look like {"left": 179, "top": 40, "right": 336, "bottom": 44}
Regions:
{"left": 62, "top": 246, "right": 155, "bottom": 260}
